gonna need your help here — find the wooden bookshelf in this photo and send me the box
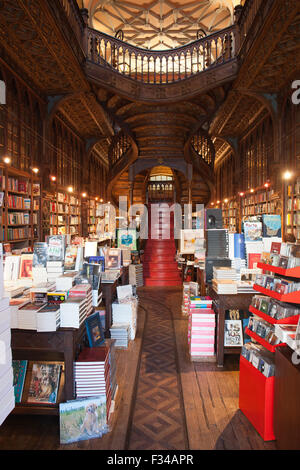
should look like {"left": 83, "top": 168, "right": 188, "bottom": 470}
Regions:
{"left": 241, "top": 186, "right": 280, "bottom": 218}
{"left": 45, "top": 186, "right": 82, "bottom": 237}
{"left": 285, "top": 175, "right": 300, "bottom": 241}
{"left": 88, "top": 198, "right": 97, "bottom": 235}
{"left": 222, "top": 197, "right": 238, "bottom": 232}
{"left": 0, "top": 165, "right": 42, "bottom": 249}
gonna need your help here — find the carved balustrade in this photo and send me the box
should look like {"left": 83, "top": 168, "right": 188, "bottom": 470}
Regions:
{"left": 86, "top": 26, "right": 238, "bottom": 84}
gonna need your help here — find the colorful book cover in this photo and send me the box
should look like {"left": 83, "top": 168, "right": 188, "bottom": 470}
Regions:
{"left": 59, "top": 395, "right": 107, "bottom": 444}
{"left": 64, "top": 245, "right": 78, "bottom": 271}
{"left": 85, "top": 312, "right": 105, "bottom": 348}
{"left": 27, "top": 362, "right": 62, "bottom": 405}
{"left": 262, "top": 214, "right": 282, "bottom": 238}
{"left": 89, "top": 256, "right": 105, "bottom": 272}
{"left": 243, "top": 221, "right": 262, "bottom": 241}
{"left": 33, "top": 242, "right": 48, "bottom": 268}
{"left": 270, "top": 242, "right": 281, "bottom": 255}
{"left": 47, "top": 235, "right": 65, "bottom": 261}
{"left": 248, "top": 253, "right": 261, "bottom": 269}
{"left": 19, "top": 254, "right": 33, "bottom": 279}
{"left": 12, "top": 360, "right": 28, "bottom": 403}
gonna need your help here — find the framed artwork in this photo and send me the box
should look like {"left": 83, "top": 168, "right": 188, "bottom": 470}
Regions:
{"left": 224, "top": 320, "right": 244, "bottom": 347}
{"left": 116, "top": 228, "right": 137, "bottom": 251}
{"left": 180, "top": 229, "right": 204, "bottom": 254}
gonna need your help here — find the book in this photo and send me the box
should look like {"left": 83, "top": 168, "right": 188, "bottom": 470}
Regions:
{"left": 85, "top": 312, "right": 105, "bottom": 348}
{"left": 248, "top": 253, "right": 261, "bottom": 269}
{"left": 59, "top": 395, "right": 108, "bottom": 444}
{"left": 270, "top": 242, "right": 281, "bottom": 255}
{"left": 47, "top": 235, "right": 66, "bottom": 261}
{"left": 19, "top": 254, "right": 33, "bottom": 279}
{"left": 64, "top": 245, "right": 78, "bottom": 271}
{"left": 244, "top": 221, "right": 262, "bottom": 241}
{"left": 33, "top": 242, "right": 48, "bottom": 268}
{"left": 262, "top": 214, "right": 282, "bottom": 238}
{"left": 27, "top": 362, "right": 62, "bottom": 405}
{"left": 12, "top": 360, "right": 28, "bottom": 403}
{"left": 105, "top": 248, "right": 121, "bottom": 270}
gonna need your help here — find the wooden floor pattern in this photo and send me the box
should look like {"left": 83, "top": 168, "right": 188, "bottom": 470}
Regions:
{"left": 0, "top": 286, "right": 277, "bottom": 450}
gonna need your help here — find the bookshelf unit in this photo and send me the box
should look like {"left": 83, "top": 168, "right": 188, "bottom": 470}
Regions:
{"left": 239, "top": 261, "right": 300, "bottom": 441}
{"left": 46, "top": 187, "right": 82, "bottom": 237}
{"left": 241, "top": 186, "right": 280, "bottom": 219}
{"left": 88, "top": 198, "right": 97, "bottom": 235}
{"left": 0, "top": 165, "right": 42, "bottom": 250}
{"left": 222, "top": 197, "right": 238, "bottom": 232}
{"left": 284, "top": 175, "right": 300, "bottom": 241}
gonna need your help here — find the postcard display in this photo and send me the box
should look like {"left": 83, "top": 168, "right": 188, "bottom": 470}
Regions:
{"left": 0, "top": 244, "right": 15, "bottom": 425}
{"left": 239, "top": 241, "right": 300, "bottom": 441}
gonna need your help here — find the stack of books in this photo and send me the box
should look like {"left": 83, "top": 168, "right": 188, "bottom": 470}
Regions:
{"left": 213, "top": 267, "right": 239, "bottom": 281}
{"left": 17, "top": 302, "right": 44, "bottom": 330}
{"left": 36, "top": 303, "right": 60, "bottom": 332}
{"left": 10, "top": 298, "right": 29, "bottom": 328}
{"left": 188, "top": 296, "right": 215, "bottom": 359}
{"left": 56, "top": 272, "right": 78, "bottom": 292}
{"left": 0, "top": 254, "right": 15, "bottom": 425}
{"left": 4, "top": 285, "right": 24, "bottom": 299}
{"left": 112, "top": 300, "right": 137, "bottom": 341}
{"left": 206, "top": 229, "right": 229, "bottom": 258}
{"left": 212, "top": 279, "right": 237, "bottom": 294}
{"left": 60, "top": 298, "right": 87, "bottom": 328}
{"left": 69, "top": 284, "right": 93, "bottom": 317}
{"left": 109, "top": 324, "right": 130, "bottom": 348}
{"left": 74, "top": 346, "right": 112, "bottom": 419}
{"left": 129, "top": 264, "right": 143, "bottom": 287}
{"left": 30, "top": 283, "right": 55, "bottom": 305}
{"left": 47, "top": 261, "right": 64, "bottom": 282}
{"left": 32, "top": 267, "right": 48, "bottom": 285}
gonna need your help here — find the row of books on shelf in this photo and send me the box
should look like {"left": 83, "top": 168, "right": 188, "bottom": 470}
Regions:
{"left": 7, "top": 212, "right": 30, "bottom": 225}
{"left": 241, "top": 343, "right": 275, "bottom": 377}
{"left": 242, "top": 202, "right": 277, "bottom": 216}
{"left": 252, "top": 294, "right": 300, "bottom": 320}
{"left": 1, "top": 177, "right": 40, "bottom": 195}
{"left": 7, "top": 226, "right": 32, "bottom": 241}
{"left": 7, "top": 196, "right": 31, "bottom": 210}
{"left": 255, "top": 273, "right": 300, "bottom": 295}
{"left": 287, "top": 196, "right": 300, "bottom": 212}
{"left": 248, "top": 316, "right": 281, "bottom": 346}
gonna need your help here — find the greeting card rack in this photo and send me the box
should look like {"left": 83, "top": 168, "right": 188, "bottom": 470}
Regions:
{"left": 239, "top": 259, "right": 300, "bottom": 441}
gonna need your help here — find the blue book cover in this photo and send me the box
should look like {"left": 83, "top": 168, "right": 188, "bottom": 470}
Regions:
{"left": 89, "top": 256, "right": 105, "bottom": 271}
{"left": 262, "top": 215, "right": 282, "bottom": 238}
{"left": 85, "top": 312, "right": 105, "bottom": 347}
{"left": 12, "top": 360, "right": 28, "bottom": 403}
{"left": 234, "top": 233, "right": 246, "bottom": 259}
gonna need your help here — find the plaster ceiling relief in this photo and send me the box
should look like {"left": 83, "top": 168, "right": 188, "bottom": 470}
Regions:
{"left": 79, "top": 0, "right": 242, "bottom": 50}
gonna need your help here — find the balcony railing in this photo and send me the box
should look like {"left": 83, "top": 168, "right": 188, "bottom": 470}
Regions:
{"left": 58, "top": 0, "right": 85, "bottom": 45}
{"left": 109, "top": 132, "right": 132, "bottom": 168}
{"left": 87, "top": 25, "right": 238, "bottom": 84}
{"left": 191, "top": 131, "right": 215, "bottom": 169}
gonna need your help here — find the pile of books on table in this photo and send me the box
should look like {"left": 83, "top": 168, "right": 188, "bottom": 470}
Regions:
{"left": 0, "top": 295, "right": 15, "bottom": 426}
{"left": 112, "top": 300, "right": 137, "bottom": 341}
{"left": 60, "top": 298, "right": 87, "bottom": 328}
{"left": 109, "top": 324, "right": 130, "bottom": 348}
{"left": 73, "top": 346, "right": 112, "bottom": 420}
{"left": 188, "top": 296, "right": 216, "bottom": 360}
{"left": 69, "top": 284, "right": 93, "bottom": 317}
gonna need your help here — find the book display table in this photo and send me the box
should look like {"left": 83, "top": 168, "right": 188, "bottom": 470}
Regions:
{"left": 101, "top": 279, "right": 118, "bottom": 336}
{"left": 208, "top": 286, "right": 254, "bottom": 367}
{"left": 275, "top": 345, "right": 300, "bottom": 450}
{"left": 11, "top": 324, "right": 86, "bottom": 415}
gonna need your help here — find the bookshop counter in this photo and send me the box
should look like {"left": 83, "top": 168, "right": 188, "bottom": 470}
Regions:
{"left": 208, "top": 286, "right": 254, "bottom": 367}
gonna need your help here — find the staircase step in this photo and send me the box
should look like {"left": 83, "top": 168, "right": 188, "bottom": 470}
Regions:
{"left": 144, "top": 279, "right": 182, "bottom": 287}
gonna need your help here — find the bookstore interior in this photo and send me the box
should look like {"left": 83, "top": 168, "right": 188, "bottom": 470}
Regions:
{"left": 0, "top": 0, "right": 299, "bottom": 454}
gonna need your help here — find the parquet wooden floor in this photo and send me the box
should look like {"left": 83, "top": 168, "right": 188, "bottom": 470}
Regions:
{"left": 0, "top": 286, "right": 277, "bottom": 450}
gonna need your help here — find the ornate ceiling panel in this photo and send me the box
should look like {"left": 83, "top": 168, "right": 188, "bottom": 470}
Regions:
{"left": 80, "top": 0, "right": 242, "bottom": 50}
{"left": 0, "top": 0, "right": 88, "bottom": 94}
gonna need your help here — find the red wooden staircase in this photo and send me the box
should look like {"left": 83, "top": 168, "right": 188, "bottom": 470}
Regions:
{"left": 143, "top": 203, "right": 182, "bottom": 287}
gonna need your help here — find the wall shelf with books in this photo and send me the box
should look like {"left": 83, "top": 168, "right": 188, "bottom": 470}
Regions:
{"left": 43, "top": 187, "right": 82, "bottom": 238}
{"left": 284, "top": 175, "right": 300, "bottom": 241}
{"left": 0, "top": 165, "right": 42, "bottom": 249}
{"left": 222, "top": 197, "right": 238, "bottom": 232}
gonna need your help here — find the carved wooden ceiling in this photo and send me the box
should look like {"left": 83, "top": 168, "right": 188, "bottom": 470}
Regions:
{"left": 211, "top": 0, "right": 300, "bottom": 165}
{"left": 79, "top": 0, "right": 243, "bottom": 50}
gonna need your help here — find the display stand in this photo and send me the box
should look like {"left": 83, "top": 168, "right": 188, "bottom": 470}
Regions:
{"left": 208, "top": 286, "right": 254, "bottom": 367}
{"left": 11, "top": 325, "right": 86, "bottom": 415}
{"left": 239, "top": 261, "right": 300, "bottom": 441}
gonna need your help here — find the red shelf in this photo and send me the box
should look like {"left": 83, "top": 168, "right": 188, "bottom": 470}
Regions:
{"left": 239, "top": 355, "right": 275, "bottom": 441}
{"left": 245, "top": 327, "right": 286, "bottom": 353}
{"left": 249, "top": 305, "right": 300, "bottom": 325}
{"left": 253, "top": 284, "right": 300, "bottom": 304}
{"left": 257, "top": 262, "right": 300, "bottom": 278}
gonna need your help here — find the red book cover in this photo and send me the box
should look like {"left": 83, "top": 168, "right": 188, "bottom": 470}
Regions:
{"left": 76, "top": 347, "right": 110, "bottom": 363}
{"left": 271, "top": 242, "right": 281, "bottom": 255}
{"left": 248, "top": 253, "right": 261, "bottom": 269}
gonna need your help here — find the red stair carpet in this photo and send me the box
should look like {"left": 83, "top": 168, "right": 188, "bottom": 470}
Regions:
{"left": 143, "top": 203, "right": 182, "bottom": 287}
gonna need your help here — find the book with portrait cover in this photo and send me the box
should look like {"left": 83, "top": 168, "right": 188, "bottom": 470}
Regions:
{"left": 27, "top": 362, "right": 62, "bottom": 405}
{"left": 12, "top": 360, "right": 28, "bottom": 403}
